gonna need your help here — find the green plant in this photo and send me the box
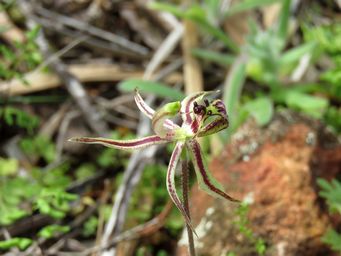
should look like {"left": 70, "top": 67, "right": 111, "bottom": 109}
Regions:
{"left": 0, "top": 237, "right": 32, "bottom": 251}
{"left": 70, "top": 89, "right": 240, "bottom": 255}
{"left": 119, "top": 79, "right": 185, "bottom": 101}
{"left": 0, "top": 25, "right": 42, "bottom": 81}
{"left": 82, "top": 216, "right": 98, "bottom": 237}
{"left": 0, "top": 161, "right": 77, "bottom": 225}
{"left": 0, "top": 107, "right": 40, "bottom": 134}
{"left": 152, "top": 0, "right": 329, "bottom": 140}
{"left": 0, "top": 153, "right": 78, "bottom": 251}
{"left": 303, "top": 23, "right": 341, "bottom": 133}
{"left": 19, "top": 135, "right": 56, "bottom": 163}
{"left": 232, "top": 202, "right": 266, "bottom": 255}
{"left": 38, "top": 224, "right": 70, "bottom": 239}
{"left": 317, "top": 178, "right": 341, "bottom": 253}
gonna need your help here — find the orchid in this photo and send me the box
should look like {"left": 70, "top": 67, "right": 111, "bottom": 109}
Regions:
{"left": 69, "top": 89, "right": 239, "bottom": 235}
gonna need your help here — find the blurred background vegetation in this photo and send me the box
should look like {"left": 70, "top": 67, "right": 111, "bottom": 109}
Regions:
{"left": 0, "top": 0, "right": 340, "bottom": 255}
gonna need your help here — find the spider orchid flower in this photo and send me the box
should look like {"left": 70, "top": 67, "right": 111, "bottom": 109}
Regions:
{"left": 69, "top": 89, "right": 239, "bottom": 233}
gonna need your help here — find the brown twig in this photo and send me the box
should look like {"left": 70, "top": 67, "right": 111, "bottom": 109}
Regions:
{"left": 0, "top": 11, "right": 25, "bottom": 44}
{"left": 18, "top": 0, "right": 108, "bottom": 136}
{"left": 31, "top": 14, "right": 146, "bottom": 60}
{"left": 99, "top": 101, "right": 158, "bottom": 256}
{"left": 81, "top": 201, "right": 173, "bottom": 256}
{"left": 35, "top": 6, "right": 149, "bottom": 57}
{"left": 0, "top": 64, "right": 182, "bottom": 96}
{"left": 182, "top": 19, "right": 203, "bottom": 94}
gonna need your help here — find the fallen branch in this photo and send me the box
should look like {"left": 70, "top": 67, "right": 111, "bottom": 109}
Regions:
{"left": 18, "top": 0, "right": 108, "bottom": 135}
{"left": 0, "top": 64, "right": 182, "bottom": 96}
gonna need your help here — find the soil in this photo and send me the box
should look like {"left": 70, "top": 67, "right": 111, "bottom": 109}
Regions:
{"left": 177, "top": 111, "right": 341, "bottom": 256}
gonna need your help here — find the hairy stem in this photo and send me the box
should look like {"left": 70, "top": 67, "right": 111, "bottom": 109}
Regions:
{"left": 181, "top": 152, "right": 196, "bottom": 256}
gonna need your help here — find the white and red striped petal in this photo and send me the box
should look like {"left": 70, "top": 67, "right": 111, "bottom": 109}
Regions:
{"left": 134, "top": 88, "right": 177, "bottom": 129}
{"left": 134, "top": 88, "right": 155, "bottom": 119}
{"left": 186, "top": 139, "right": 240, "bottom": 203}
{"left": 69, "top": 135, "right": 167, "bottom": 150}
{"left": 167, "top": 141, "right": 197, "bottom": 235}
{"left": 180, "top": 91, "right": 218, "bottom": 126}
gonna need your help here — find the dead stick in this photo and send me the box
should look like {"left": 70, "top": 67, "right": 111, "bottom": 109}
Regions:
{"left": 35, "top": 6, "right": 149, "bottom": 57}
{"left": 18, "top": 0, "right": 108, "bottom": 136}
{"left": 0, "top": 64, "right": 182, "bottom": 96}
{"left": 182, "top": 19, "right": 203, "bottom": 94}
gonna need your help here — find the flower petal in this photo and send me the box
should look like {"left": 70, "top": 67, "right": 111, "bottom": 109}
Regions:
{"left": 134, "top": 88, "right": 155, "bottom": 119}
{"left": 135, "top": 88, "right": 177, "bottom": 129}
{"left": 197, "top": 116, "right": 229, "bottom": 137}
{"left": 68, "top": 135, "right": 168, "bottom": 150}
{"left": 152, "top": 101, "right": 183, "bottom": 140}
{"left": 167, "top": 141, "right": 197, "bottom": 235}
{"left": 180, "top": 91, "right": 218, "bottom": 125}
{"left": 180, "top": 91, "right": 206, "bottom": 125}
{"left": 187, "top": 139, "right": 240, "bottom": 202}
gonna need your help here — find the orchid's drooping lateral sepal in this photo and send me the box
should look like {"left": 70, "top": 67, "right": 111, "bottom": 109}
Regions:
{"left": 187, "top": 139, "right": 239, "bottom": 203}
{"left": 69, "top": 89, "right": 239, "bottom": 237}
{"left": 167, "top": 141, "right": 197, "bottom": 236}
{"left": 68, "top": 135, "right": 168, "bottom": 150}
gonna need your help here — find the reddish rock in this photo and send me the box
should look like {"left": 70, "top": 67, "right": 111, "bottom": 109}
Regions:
{"left": 177, "top": 113, "right": 341, "bottom": 256}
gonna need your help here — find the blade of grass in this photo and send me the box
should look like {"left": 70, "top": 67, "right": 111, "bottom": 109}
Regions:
{"left": 119, "top": 79, "right": 185, "bottom": 101}
{"left": 277, "top": 0, "right": 291, "bottom": 42}
{"left": 191, "top": 48, "right": 235, "bottom": 66}
{"left": 222, "top": 54, "right": 247, "bottom": 140}
{"left": 226, "top": 0, "right": 281, "bottom": 17}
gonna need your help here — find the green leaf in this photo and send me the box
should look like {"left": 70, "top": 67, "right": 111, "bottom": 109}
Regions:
{"left": 25, "top": 25, "right": 40, "bottom": 41}
{"left": 35, "top": 188, "right": 78, "bottom": 219}
{"left": 38, "top": 225, "right": 70, "bottom": 239}
{"left": 280, "top": 42, "right": 316, "bottom": 66}
{"left": 184, "top": 5, "right": 207, "bottom": 22}
{"left": 0, "top": 207, "right": 28, "bottom": 225}
{"left": 82, "top": 216, "right": 98, "bottom": 237}
{"left": 150, "top": 1, "right": 238, "bottom": 52}
{"left": 284, "top": 91, "right": 328, "bottom": 118}
{"left": 243, "top": 97, "right": 274, "bottom": 126}
{"left": 321, "top": 229, "right": 341, "bottom": 252}
{"left": 227, "top": 0, "right": 281, "bottom": 16}
{"left": 192, "top": 48, "right": 235, "bottom": 66}
{"left": 0, "top": 158, "right": 18, "bottom": 176}
{"left": 324, "top": 107, "right": 341, "bottom": 134}
{"left": 223, "top": 59, "right": 247, "bottom": 121}
{"left": 19, "top": 136, "right": 56, "bottom": 163}
{"left": 277, "top": 0, "right": 291, "bottom": 42}
{"left": 0, "top": 237, "right": 32, "bottom": 251}
{"left": 317, "top": 178, "right": 341, "bottom": 214}
{"left": 149, "top": 2, "right": 186, "bottom": 18}
{"left": 197, "top": 20, "right": 238, "bottom": 52}
{"left": 119, "top": 79, "right": 185, "bottom": 101}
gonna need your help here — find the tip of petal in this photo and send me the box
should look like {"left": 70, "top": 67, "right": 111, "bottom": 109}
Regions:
{"left": 68, "top": 137, "right": 85, "bottom": 143}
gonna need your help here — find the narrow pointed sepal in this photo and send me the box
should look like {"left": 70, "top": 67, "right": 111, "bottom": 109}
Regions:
{"left": 167, "top": 141, "right": 197, "bottom": 236}
{"left": 68, "top": 135, "right": 168, "bottom": 150}
{"left": 186, "top": 139, "right": 240, "bottom": 203}
{"left": 134, "top": 88, "right": 155, "bottom": 119}
{"left": 134, "top": 88, "right": 177, "bottom": 129}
